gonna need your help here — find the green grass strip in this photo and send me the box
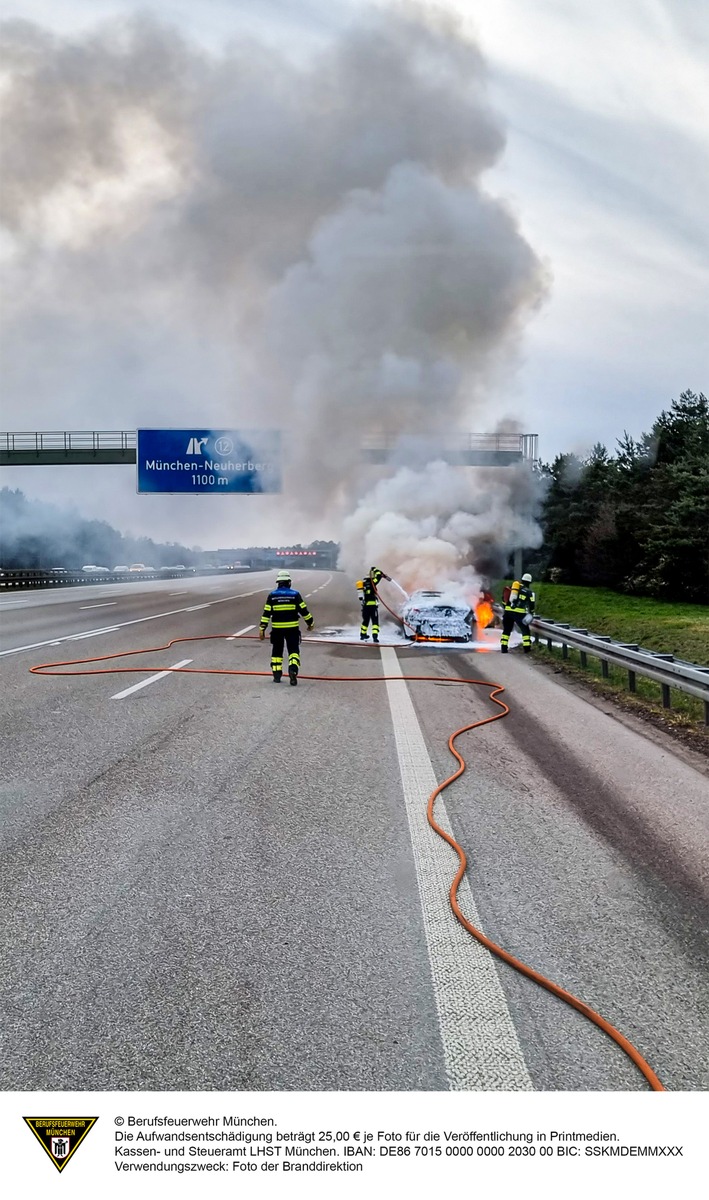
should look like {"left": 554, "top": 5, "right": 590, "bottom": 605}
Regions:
{"left": 497, "top": 581, "right": 708, "bottom": 666}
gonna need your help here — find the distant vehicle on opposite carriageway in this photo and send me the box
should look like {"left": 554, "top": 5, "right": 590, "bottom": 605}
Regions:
{"left": 82, "top": 564, "right": 110, "bottom": 573}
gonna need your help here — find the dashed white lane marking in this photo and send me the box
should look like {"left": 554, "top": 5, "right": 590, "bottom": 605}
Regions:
{"left": 227, "top": 625, "right": 255, "bottom": 640}
{"left": 185, "top": 604, "right": 210, "bottom": 612}
{"left": 0, "top": 587, "right": 270, "bottom": 658}
{"left": 169, "top": 591, "right": 188, "bottom": 596}
{"left": 79, "top": 602, "right": 117, "bottom": 610}
{"left": 70, "top": 627, "right": 120, "bottom": 640}
{"left": 111, "top": 659, "right": 193, "bottom": 700}
{"left": 379, "top": 646, "right": 532, "bottom": 1091}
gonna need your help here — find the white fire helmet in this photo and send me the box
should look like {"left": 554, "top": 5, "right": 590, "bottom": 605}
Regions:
{"left": 521, "top": 573, "right": 532, "bottom": 583}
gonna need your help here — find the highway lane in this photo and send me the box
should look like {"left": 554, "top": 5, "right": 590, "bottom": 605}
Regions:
{"left": 1, "top": 570, "right": 707, "bottom": 1092}
{"left": 404, "top": 647, "right": 709, "bottom": 1092}
{"left": 1, "top": 572, "right": 452, "bottom": 1091}
{"left": 0, "top": 571, "right": 274, "bottom": 658}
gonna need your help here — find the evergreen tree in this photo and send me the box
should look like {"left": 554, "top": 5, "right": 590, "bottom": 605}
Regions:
{"left": 537, "top": 391, "right": 708, "bottom": 600}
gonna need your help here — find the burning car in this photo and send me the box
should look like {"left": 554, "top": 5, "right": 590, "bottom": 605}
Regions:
{"left": 400, "top": 590, "right": 474, "bottom": 642}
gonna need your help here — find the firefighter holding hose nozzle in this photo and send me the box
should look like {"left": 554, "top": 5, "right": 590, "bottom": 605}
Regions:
{"left": 357, "top": 566, "right": 390, "bottom": 643}
{"left": 500, "top": 572, "right": 535, "bottom": 654}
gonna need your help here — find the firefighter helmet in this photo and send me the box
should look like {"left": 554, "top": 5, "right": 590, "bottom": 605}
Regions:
{"left": 276, "top": 570, "right": 291, "bottom": 583}
{"left": 521, "top": 573, "right": 532, "bottom": 583}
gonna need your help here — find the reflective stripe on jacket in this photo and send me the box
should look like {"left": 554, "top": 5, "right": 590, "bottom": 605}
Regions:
{"left": 260, "top": 587, "right": 313, "bottom": 630}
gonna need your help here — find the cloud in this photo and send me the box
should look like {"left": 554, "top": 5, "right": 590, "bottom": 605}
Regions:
{"left": 455, "top": 0, "right": 709, "bottom": 457}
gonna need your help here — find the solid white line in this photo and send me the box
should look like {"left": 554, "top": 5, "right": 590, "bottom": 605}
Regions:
{"left": 227, "top": 625, "right": 255, "bottom": 640}
{"left": 379, "top": 646, "right": 532, "bottom": 1091}
{"left": 111, "top": 659, "right": 193, "bottom": 700}
{"left": 79, "top": 602, "right": 117, "bottom": 609}
{"left": 185, "top": 604, "right": 210, "bottom": 611}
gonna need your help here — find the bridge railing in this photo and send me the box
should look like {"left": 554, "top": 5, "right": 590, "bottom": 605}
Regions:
{"left": 1, "top": 431, "right": 136, "bottom": 453}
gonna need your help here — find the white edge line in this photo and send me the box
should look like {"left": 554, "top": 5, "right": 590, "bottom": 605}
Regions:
{"left": 111, "top": 659, "right": 193, "bottom": 700}
{"left": 227, "top": 625, "right": 255, "bottom": 640}
{"left": 79, "top": 602, "right": 117, "bottom": 609}
{"left": 379, "top": 645, "right": 533, "bottom": 1091}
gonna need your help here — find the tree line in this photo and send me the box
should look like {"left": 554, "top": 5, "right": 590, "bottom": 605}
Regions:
{"left": 0, "top": 487, "right": 341, "bottom": 571}
{"left": 0, "top": 487, "right": 200, "bottom": 570}
{"left": 530, "top": 390, "right": 708, "bottom": 602}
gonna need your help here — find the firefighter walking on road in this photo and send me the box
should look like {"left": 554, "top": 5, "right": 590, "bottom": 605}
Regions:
{"left": 357, "top": 566, "right": 390, "bottom": 643}
{"left": 259, "top": 570, "right": 314, "bottom": 685}
{"left": 500, "top": 572, "right": 535, "bottom": 654}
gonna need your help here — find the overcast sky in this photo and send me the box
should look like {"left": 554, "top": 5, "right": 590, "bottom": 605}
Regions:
{"left": 1, "top": 0, "right": 707, "bottom": 549}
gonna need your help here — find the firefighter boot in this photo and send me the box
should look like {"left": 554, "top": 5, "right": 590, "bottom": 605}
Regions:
{"left": 272, "top": 670, "right": 282, "bottom": 683}
{"left": 289, "top": 665, "right": 298, "bottom": 686}
{"left": 360, "top": 633, "right": 368, "bottom": 641}
{"left": 523, "top": 646, "right": 531, "bottom": 654}
{"left": 500, "top": 646, "right": 508, "bottom": 654}
{"left": 373, "top": 636, "right": 379, "bottom": 643}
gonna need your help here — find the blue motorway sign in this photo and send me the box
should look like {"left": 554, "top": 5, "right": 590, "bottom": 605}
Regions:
{"left": 137, "top": 429, "right": 281, "bottom": 494}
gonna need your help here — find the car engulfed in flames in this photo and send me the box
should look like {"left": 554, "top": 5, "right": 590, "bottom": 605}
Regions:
{"left": 400, "top": 589, "right": 475, "bottom": 642}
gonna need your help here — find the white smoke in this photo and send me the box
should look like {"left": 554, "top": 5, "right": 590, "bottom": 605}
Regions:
{"left": 339, "top": 456, "right": 542, "bottom": 603}
{"left": 0, "top": 5, "right": 549, "bottom": 562}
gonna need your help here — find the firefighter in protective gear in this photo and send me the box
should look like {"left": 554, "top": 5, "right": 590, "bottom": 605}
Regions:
{"left": 357, "top": 566, "right": 390, "bottom": 642}
{"left": 259, "top": 570, "right": 314, "bottom": 684}
{"left": 500, "top": 572, "right": 535, "bottom": 654}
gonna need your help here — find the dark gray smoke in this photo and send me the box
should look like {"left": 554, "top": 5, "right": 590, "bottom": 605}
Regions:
{"left": 0, "top": 5, "right": 549, "bottom": 568}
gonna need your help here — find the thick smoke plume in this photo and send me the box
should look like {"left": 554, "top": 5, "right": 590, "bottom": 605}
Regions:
{"left": 339, "top": 455, "right": 541, "bottom": 594}
{"left": 0, "top": 5, "right": 548, "bottom": 574}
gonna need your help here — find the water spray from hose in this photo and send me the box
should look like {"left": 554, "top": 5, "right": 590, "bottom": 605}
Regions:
{"left": 385, "top": 577, "right": 409, "bottom": 602}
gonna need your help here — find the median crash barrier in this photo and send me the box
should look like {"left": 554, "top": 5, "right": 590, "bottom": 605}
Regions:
{"left": 0, "top": 566, "right": 251, "bottom": 590}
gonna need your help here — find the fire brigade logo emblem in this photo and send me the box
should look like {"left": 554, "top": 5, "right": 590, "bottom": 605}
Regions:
{"left": 23, "top": 1116, "right": 98, "bottom": 1172}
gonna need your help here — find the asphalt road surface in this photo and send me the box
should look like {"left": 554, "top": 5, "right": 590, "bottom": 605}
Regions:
{"left": 1, "top": 570, "right": 707, "bottom": 1092}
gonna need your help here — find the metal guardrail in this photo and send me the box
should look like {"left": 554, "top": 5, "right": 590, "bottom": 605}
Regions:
{"left": 0, "top": 566, "right": 251, "bottom": 590}
{"left": 532, "top": 618, "right": 709, "bottom": 725}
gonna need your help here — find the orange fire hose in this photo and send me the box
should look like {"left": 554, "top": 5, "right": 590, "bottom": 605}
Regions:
{"left": 29, "top": 624, "right": 665, "bottom": 1091}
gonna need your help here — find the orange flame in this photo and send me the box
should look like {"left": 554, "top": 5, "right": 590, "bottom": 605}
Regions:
{"left": 475, "top": 601, "right": 494, "bottom": 630}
